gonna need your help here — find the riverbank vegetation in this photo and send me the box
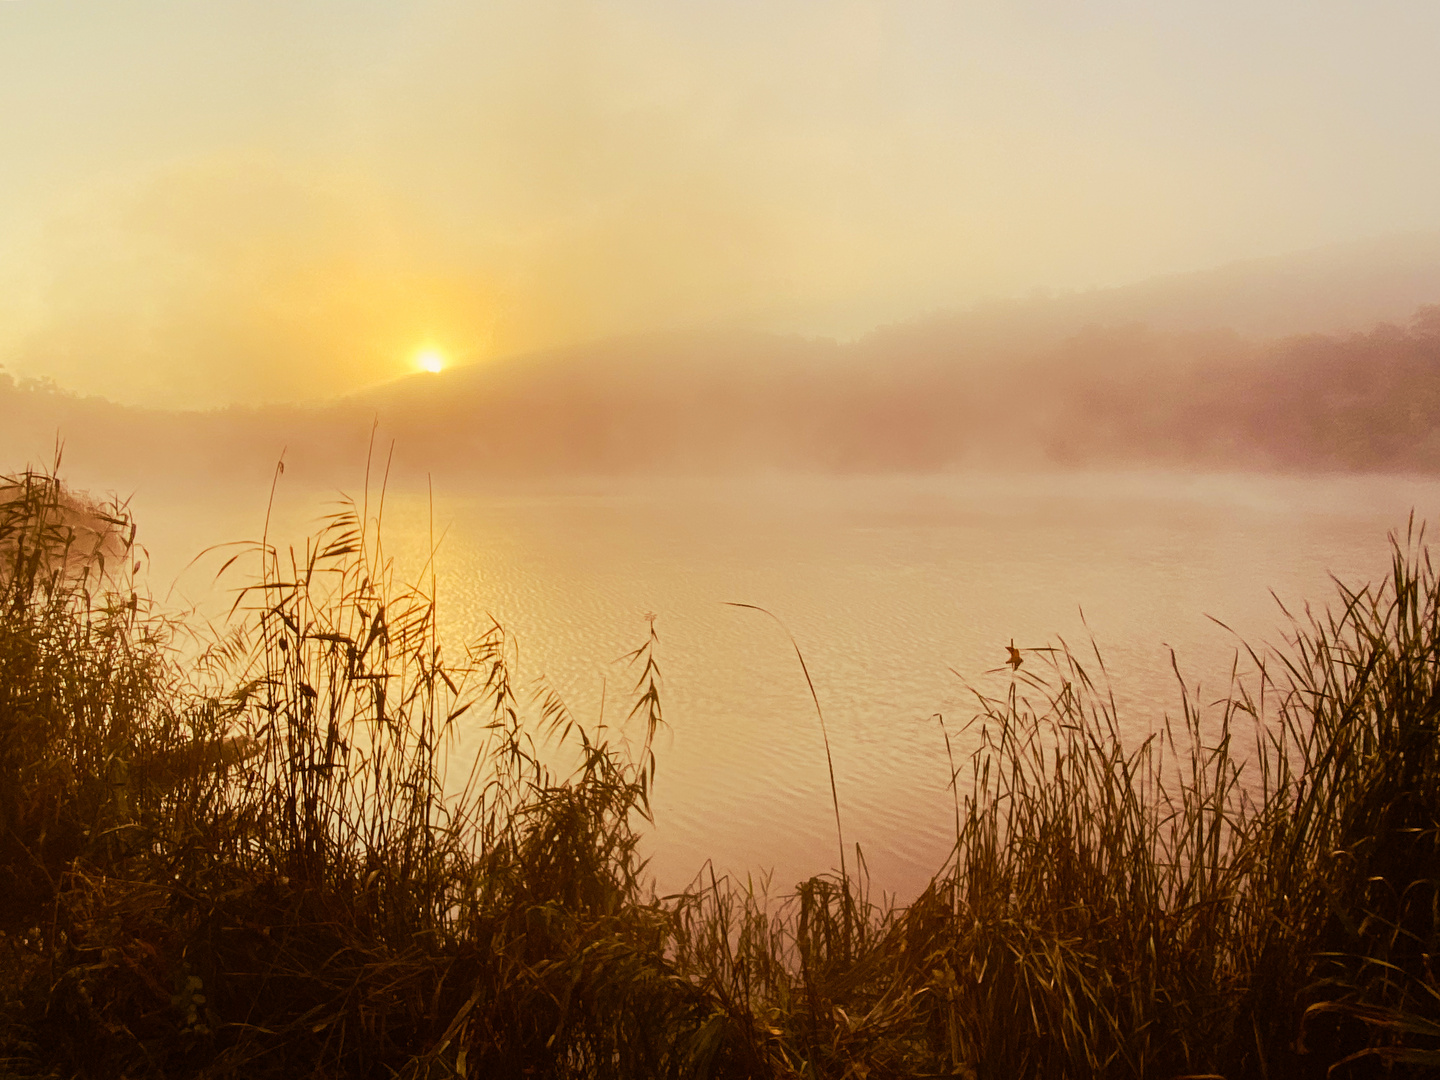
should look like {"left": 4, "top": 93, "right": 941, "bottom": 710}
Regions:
{"left": 1, "top": 462, "right": 1437, "bottom": 1077}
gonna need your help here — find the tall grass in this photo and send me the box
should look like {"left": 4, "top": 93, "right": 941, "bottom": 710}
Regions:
{"left": 0, "top": 463, "right": 706, "bottom": 1078}
{"left": 1, "top": 462, "right": 1437, "bottom": 1078}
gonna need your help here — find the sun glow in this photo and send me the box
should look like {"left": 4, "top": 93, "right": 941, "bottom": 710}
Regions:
{"left": 415, "top": 348, "right": 446, "bottom": 374}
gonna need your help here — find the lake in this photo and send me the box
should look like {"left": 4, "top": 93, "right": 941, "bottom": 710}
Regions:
{"left": 138, "top": 470, "right": 1440, "bottom": 901}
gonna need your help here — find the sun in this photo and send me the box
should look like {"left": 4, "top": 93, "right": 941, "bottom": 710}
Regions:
{"left": 415, "top": 348, "right": 446, "bottom": 374}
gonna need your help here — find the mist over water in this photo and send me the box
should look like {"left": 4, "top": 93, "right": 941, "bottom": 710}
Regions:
{"left": 134, "top": 469, "right": 1440, "bottom": 901}
{"left": 8, "top": 6, "right": 1440, "bottom": 1068}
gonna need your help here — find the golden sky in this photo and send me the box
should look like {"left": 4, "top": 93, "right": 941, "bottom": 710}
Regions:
{"left": 3, "top": 1, "right": 1440, "bottom": 408}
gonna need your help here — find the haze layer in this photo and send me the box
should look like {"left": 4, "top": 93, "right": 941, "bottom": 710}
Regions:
{"left": 5, "top": 1, "right": 1440, "bottom": 407}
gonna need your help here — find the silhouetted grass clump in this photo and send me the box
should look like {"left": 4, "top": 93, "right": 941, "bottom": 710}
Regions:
{"left": 1, "top": 462, "right": 1438, "bottom": 1078}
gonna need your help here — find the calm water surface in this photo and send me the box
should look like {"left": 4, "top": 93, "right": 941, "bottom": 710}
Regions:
{"left": 141, "top": 471, "right": 1440, "bottom": 900}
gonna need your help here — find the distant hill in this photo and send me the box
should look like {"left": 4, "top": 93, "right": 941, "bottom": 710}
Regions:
{"left": 5, "top": 233, "right": 1440, "bottom": 488}
{"left": 851, "top": 231, "right": 1440, "bottom": 367}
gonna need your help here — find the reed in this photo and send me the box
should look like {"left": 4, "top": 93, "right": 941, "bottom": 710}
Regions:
{"left": 0, "top": 461, "right": 1436, "bottom": 1078}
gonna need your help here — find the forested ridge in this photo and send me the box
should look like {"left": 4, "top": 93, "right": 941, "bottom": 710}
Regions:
{"left": 4, "top": 306, "right": 1440, "bottom": 482}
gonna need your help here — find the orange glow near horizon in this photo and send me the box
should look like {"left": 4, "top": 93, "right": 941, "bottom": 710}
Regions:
{"left": 3, "top": 3, "right": 1440, "bottom": 408}
{"left": 415, "top": 348, "right": 446, "bottom": 374}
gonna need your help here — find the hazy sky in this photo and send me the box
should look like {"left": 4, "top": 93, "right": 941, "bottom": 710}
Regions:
{"left": 3, "top": 1, "right": 1440, "bottom": 407}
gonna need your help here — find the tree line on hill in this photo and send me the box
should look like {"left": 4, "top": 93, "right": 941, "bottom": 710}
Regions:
{"left": 3, "top": 304, "right": 1440, "bottom": 486}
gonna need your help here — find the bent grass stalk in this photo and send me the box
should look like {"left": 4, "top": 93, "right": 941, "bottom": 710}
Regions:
{"left": 724, "top": 602, "right": 848, "bottom": 897}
